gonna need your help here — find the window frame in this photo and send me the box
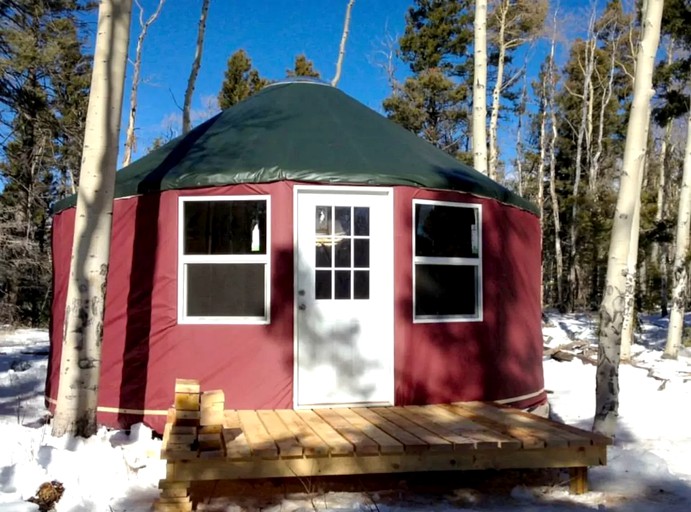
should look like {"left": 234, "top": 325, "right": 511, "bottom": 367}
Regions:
{"left": 412, "top": 199, "right": 483, "bottom": 323}
{"left": 177, "top": 195, "right": 271, "bottom": 325}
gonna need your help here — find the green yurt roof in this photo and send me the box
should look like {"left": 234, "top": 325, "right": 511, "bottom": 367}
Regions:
{"left": 54, "top": 80, "right": 537, "bottom": 215}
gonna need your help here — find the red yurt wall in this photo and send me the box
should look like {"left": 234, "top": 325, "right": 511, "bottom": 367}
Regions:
{"left": 48, "top": 182, "right": 543, "bottom": 432}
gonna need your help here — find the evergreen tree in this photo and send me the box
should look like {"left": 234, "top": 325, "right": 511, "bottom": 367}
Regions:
{"left": 217, "top": 49, "right": 268, "bottom": 109}
{"left": 0, "top": 0, "right": 92, "bottom": 325}
{"left": 383, "top": 0, "right": 474, "bottom": 160}
{"left": 288, "top": 54, "right": 320, "bottom": 78}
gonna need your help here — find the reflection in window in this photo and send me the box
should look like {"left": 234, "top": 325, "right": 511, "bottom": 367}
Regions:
{"left": 413, "top": 201, "right": 481, "bottom": 321}
{"left": 179, "top": 197, "right": 269, "bottom": 323}
{"left": 314, "top": 205, "right": 370, "bottom": 300}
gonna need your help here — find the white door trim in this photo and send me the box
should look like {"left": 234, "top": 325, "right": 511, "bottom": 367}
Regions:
{"left": 292, "top": 185, "right": 395, "bottom": 409}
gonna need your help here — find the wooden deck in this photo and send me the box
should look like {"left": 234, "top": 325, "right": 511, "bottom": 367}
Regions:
{"left": 155, "top": 380, "right": 611, "bottom": 511}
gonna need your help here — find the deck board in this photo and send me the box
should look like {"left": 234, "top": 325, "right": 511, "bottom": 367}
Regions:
{"left": 237, "top": 410, "right": 278, "bottom": 459}
{"left": 274, "top": 410, "right": 330, "bottom": 457}
{"left": 372, "top": 407, "right": 453, "bottom": 452}
{"left": 314, "top": 408, "right": 380, "bottom": 455}
{"left": 296, "top": 409, "right": 354, "bottom": 455}
{"left": 334, "top": 408, "right": 405, "bottom": 454}
{"left": 351, "top": 408, "right": 429, "bottom": 453}
{"left": 161, "top": 401, "right": 609, "bottom": 492}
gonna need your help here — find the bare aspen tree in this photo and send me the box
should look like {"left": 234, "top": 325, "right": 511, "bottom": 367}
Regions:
{"left": 515, "top": 62, "right": 528, "bottom": 196}
{"left": 567, "top": 6, "right": 597, "bottom": 310}
{"left": 544, "top": 8, "right": 563, "bottom": 307}
{"left": 331, "top": 0, "right": 355, "bottom": 87}
{"left": 664, "top": 110, "right": 691, "bottom": 359}
{"left": 652, "top": 38, "right": 676, "bottom": 318}
{"left": 487, "top": 0, "right": 546, "bottom": 181}
{"left": 182, "top": 0, "right": 210, "bottom": 135}
{"left": 594, "top": 0, "right": 664, "bottom": 437}
{"left": 122, "top": 0, "right": 165, "bottom": 167}
{"left": 473, "top": 0, "right": 488, "bottom": 175}
{"left": 52, "top": 0, "right": 133, "bottom": 438}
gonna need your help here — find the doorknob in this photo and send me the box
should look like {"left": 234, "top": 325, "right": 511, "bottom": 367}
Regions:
{"left": 298, "top": 304, "right": 307, "bottom": 310}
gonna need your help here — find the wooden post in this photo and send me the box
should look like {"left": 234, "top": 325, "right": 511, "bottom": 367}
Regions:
{"left": 569, "top": 466, "right": 588, "bottom": 494}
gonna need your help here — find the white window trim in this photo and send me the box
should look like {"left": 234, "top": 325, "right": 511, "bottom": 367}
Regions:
{"left": 177, "top": 195, "right": 271, "bottom": 325}
{"left": 412, "top": 199, "right": 483, "bottom": 323}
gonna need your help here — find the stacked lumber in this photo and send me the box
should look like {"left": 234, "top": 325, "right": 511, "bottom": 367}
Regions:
{"left": 155, "top": 379, "right": 227, "bottom": 511}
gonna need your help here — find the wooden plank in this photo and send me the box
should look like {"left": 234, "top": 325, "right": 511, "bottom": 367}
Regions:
{"left": 237, "top": 410, "right": 278, "bottom": 459}
{"left": 174, "top": 379, "right": 200, "bottom": 394}
{"left": 418, "top": 405, "right": 521, "bottom": 449}
{"left": 492, "top": 403, "right": 612, "bottom": 446}
{"left": 170, "top": 426, "right": 197, "bottom": 435}
{"left": 200, "top": 389, "right": 225, "bottom": 408}
{"left": 274, "top": 409, "right": 329, "bottom": 457}
{"left": 351, "top": 408, "right": 429, "bottom": 454}
{"left": 474, "top": 403, "right": 591, "bottom": 448}
{"left": 296, "top": 409, "right": 354, "bottom": 456}
{"left": 169, "top": 444, "right": 607, "bottom": 481}
{"left": 371, "top": 407, "right": 452, "bottom": 453}
{"left": 174, "top": 392, "right": 200, "bottom": 411}
{"left": 222, "top": 410, "right": 252, "bottom": 460}
{"left": 396, "top": 406, "right": 480, "bottom": 451}
{"left": 200, "top": 407, "right": 225, "bottom": 426}
{"left": 446, "top": 404, "right": 545, "bottom": 449}
{"left": 257, "top": 410, "right": 304, "bottom": 458}
{"left": 335, "top": 408, "right": 404, "bottom": 454}
{"left": 314, "top": 408, "right": 380, "bottom": 455}
{"left": 569, "top": 466, "right": 588, "bottom": 494}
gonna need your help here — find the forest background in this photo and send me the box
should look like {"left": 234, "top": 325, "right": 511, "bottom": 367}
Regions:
{"left": 1, "top": 0, "right": 689, "bottom": 345}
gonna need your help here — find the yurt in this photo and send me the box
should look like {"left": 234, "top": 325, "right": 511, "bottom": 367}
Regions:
{"left": 47, "top": 80, "right": 545, "bottom": 432}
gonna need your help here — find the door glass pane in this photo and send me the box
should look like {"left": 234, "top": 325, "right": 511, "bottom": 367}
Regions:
{"left": 187, "top": 263, "right": 265, "bottom": 317}
{"left": 354, "top": 271, "right": 369, "bottom": 299}
{"left": 335, "top": 270, "right": 351, "bottom": 299}
{"left": 316, "top": 206, "right": 332, "bottom": 235}
{"left": 335, "top": 239, "right": 351, "bottom": 268}
{"left": 316, "top": 243, "right": 331, "bottom": 267}
{"left": 354, "top": 207, "right": 369, "bottom": 236}
{"left": 315, "top": 270, "right": 332, "bottom": 299}
{"left": 415, "top": 264, "right": 477, "bottom": 316}
{"left": 335, "top": 207, "right": 351, "bottom": 235}
{"left": 354, "top": 239, "right": 369, "bottom": 268}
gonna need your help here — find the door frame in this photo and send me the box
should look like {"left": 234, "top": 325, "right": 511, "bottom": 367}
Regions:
{"left": 292, "top": 185, "right": 395, "bottom": 409}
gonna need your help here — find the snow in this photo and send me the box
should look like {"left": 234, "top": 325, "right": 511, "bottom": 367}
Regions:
{"left": 1, "top": 315, "right": 691, "bottom": 511}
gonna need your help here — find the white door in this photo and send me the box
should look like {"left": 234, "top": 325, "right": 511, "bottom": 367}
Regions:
{"left": 295, "top": 187, "right": 394, "bottom": 407}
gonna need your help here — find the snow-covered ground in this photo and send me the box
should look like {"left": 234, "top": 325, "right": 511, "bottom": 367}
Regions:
{"left": 1, "top": 313, "right": 690, "bottom": 511}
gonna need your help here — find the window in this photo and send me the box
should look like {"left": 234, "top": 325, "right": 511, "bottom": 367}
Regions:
{"left": 178, "top": 196, "right": 270, "bottom": 324}
{"left": 413, "top": 200, "right": 482, "bottom": 322}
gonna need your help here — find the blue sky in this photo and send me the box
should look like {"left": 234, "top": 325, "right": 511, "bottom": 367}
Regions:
{"left": 116, "top": 0, "right": 413, "bottom": 163}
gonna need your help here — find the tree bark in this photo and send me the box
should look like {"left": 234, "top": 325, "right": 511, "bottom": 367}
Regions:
{"left": 487, "top": 0, "right": 507, "bottom": 181}
{"left": 122, "top": 0, "right": 165, "bottom": 167}
{"left": 568, "top": 11, "right": 597, "bottom": 311}
{"left": 182, "top": 0, "right": 210, "bottom": 135}
{"left": 473, "top": 0, "right": 488, "bottom": 175}
{"left": 665, "top": 109, "right": 691, "bottom": 359}
{"left": 52, "top": 0, "right": 133, "bottom": 438}
{"left": 331, "top": 0, "right": 355, "bottom": 87}
{"left": 594, "top": 0, "right": 663, "bottom": 437}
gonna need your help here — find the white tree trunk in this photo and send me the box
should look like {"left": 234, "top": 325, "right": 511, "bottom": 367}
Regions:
{"left": 331, "top": 0, "right": 355, "bottom": 87}
{"left": 182, "top": 0, "right": 210, "bottom": 135}
{"left": 568, "top": 11, "right": 596, "bottom": 310}
{"left": 122, "top": 0, "right": 165, "bottom": 167}
{"left": 473, "top": 0, "right": 488, "bottom": 175}
{"left": 594, "top": 0, "right": 663, "bottom": 437}
{"left": 620, "top": 152, "right": 648, "bottom": 360}
{"left": 487, "top": 0, "right": 507, "bottom": 181}
{"left": 52, "top": 0, "right": 133, "bottom": 438}
{"left": 665, "top": 110, "right": 691, "bottom": 359}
